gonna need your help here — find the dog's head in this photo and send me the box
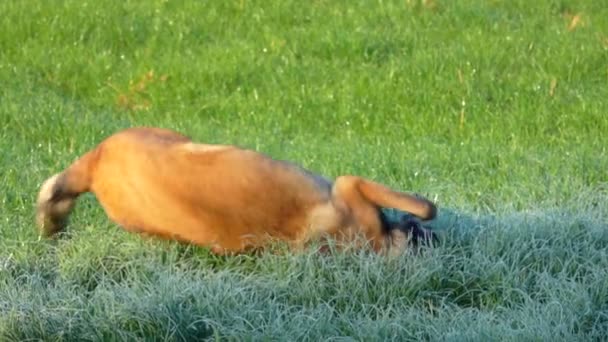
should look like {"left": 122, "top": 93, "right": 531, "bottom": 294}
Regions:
{"left": 393, "top": 215, "right": 439, "bottom": 248}
{"left": 381, "top": 211, "right": 438, "bottom": 255}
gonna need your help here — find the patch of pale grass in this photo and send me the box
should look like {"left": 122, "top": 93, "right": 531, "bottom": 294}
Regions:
{"left": 1, "top": 186, "right": 606, "bottom": 340}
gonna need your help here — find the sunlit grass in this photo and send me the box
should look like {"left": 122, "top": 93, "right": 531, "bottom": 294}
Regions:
{"left": 1, "top": 0, "right": 607, "bottom": 340}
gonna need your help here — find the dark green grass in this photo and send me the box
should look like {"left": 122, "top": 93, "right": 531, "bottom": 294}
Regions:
{"left": 1, "top": 0, "right": 607, "bottom": 340}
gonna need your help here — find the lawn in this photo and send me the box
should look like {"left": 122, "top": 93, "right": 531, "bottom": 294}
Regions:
{"left": 1, "top": 0, "right": 607, "bottom": 340}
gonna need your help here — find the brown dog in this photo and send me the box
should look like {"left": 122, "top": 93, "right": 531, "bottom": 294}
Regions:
{"left": 36, "top": 127, "right": 437, "bottom": 256}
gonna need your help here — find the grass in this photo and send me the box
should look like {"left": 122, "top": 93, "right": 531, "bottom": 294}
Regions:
{"left": 1, "top": 0, "right": 607, "bottom": 340}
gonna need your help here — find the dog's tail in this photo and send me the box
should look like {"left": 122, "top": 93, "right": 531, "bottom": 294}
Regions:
{"left": 36, "top": 149, "right": 99, "bottom": 238}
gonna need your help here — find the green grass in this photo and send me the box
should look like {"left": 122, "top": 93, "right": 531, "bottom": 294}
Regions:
{"left": 1, "top": 0, "right": 607, "bottom": 340}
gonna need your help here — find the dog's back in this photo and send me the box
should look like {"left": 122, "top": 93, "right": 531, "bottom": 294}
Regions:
{"left": 38, "top": 128, "right": 334, "bottom": 253}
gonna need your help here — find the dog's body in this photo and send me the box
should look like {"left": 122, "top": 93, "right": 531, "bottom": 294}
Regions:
{"left": 36, "top": 127, "right": 437, "bottom": 255}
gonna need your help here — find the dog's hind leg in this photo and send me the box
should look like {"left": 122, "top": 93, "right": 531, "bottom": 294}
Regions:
{"left": 36, "top": 149, "right": 99, "bottom": 238}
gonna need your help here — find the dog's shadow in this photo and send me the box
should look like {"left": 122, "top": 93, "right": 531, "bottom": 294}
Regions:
{"left": 383, "top": 206, "right": 481, "bottom": 247}
{"left": 431, "top": 207, "right": 479, "bottom": 233}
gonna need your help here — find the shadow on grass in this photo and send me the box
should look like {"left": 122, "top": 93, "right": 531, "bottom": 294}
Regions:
{"left": 2, "top": 195, "right": 607, "bottom": 340}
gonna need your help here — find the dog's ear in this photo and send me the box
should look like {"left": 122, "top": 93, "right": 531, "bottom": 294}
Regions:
{"left": 397, "top": 215, "right": 439, "bottom": 248}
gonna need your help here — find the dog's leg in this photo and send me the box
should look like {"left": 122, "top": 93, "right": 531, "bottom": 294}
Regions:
{"left": 36, "top": 149, "right": 98, "bottom": 238}
{"left": 329, "top": 176, "right": 388, "bottom": 251}
{"left": 336, "top": 176, "right": 436, "bottom": 220}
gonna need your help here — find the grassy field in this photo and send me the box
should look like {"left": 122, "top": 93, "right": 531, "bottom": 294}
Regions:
{"left": 1, "top": 0, "right": 608, "bottom": 340}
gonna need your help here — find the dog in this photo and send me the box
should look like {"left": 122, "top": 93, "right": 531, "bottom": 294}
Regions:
{"left": 36, "top": 127, "right": 437, "bottom": 256}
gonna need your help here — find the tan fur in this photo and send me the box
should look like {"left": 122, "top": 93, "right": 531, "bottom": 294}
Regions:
{"left": 36, "top": 127, "right": 437, "bottom": 255}
{"left": 36, "top": 174, "right": 75, "bottom": 236}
